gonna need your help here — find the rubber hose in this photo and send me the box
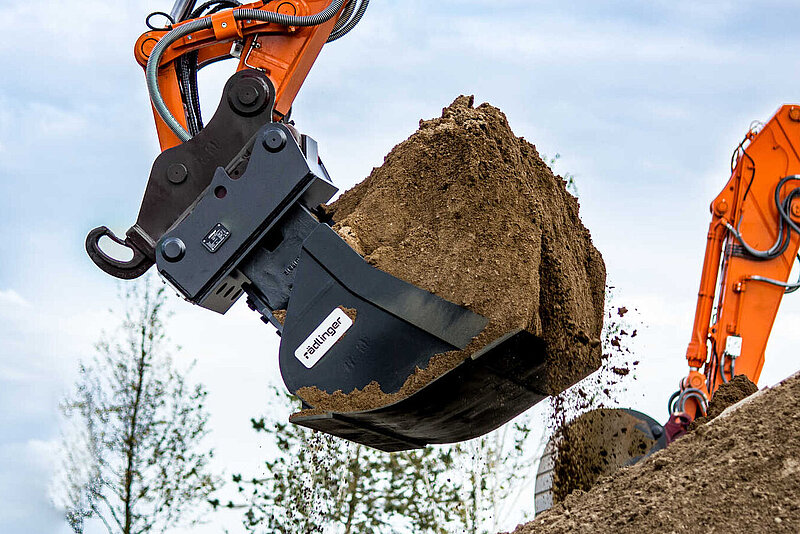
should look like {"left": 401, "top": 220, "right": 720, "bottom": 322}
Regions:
{"left": 146, "top": 0, "right": 346, "bottom": 141}
{"left": 328, "top": 0, "right": 368, "bottom": 41}
{"left": 727, "top": 175, "right": 800, "bottom": 261}
{"left": 718, "top": 351, "right": 729, "bottom": 383}
{"left": 678, "top": 389, "right": 708, "bottom": 416}
{"left": 667, "top": 390, "right": 681, "bottom": 414}
{"left": 330, "top": 0, "right": 356, "bottom": 34}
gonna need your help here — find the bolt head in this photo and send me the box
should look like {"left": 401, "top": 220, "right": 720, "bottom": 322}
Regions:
{"left": 167, "top": 163, "right": 188, "bottom": 184}
{"left": 236, "top": 86, "right": 258, "bottom": 106}
{"left": 161, "top": 237, "right": 186, "bottom": 262}
{"left": 263, "top": 128, "right": 287, "bottom": 152}
{"left": 792, "top": 202, "right": 800, "bottom": 218}
{"left": 790, "top": 107, "right": 800, "bottom": 122}
{"left": 228, "top": 77, "right": 269, "bottom": 116}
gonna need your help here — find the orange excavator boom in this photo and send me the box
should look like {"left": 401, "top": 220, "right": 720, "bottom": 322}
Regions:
{"left": 672, "top": 105, "right": 800, "bottom": 424}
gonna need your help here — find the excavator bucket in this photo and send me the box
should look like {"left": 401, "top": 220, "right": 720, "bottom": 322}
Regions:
{"left": 151, "top": 118, "right": 555, "bottom": 451}
{"left": 534, "top": 408, "right": 667, "bottom": 513}
{"left": 86, "top": 71, "right": 567, "bottom": 451}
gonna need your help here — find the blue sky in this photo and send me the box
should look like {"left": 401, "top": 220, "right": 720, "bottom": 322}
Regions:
{"left": 3, "top": 1, "right": 800, "bottom": 532}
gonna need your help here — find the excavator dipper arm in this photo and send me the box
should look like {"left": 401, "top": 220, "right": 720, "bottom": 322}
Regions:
{"left": 673, "top": 105, "right": 800, "bottom": 424}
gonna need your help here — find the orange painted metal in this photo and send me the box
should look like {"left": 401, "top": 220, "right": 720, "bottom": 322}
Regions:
{"left": 133, "top": 0, "right": 343, "bottom": 150}
{"left": 211, "top": 9, "right": 242, "bottom": 40}
{"left": 682, "top": 105, "right": 800, "bottom": 419}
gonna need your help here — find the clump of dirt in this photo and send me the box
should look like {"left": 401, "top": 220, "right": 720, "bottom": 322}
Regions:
{"left": 339, "top": 307, "right": 358, "bottom": 323}
{"left": 272, "top": 310, "right": 287, "bottom": 325}
{"left": 271, "top": 306, "right": 356, "bottom": 326}
{"left": 506, "top": 371, "right": 800, "bottom": 534}
{"left": 297, "top": 96, "right": 606, "bottom": 412}
{"left": 551, "top": 408, "right": 657, "bottom": 503}
{"left": 690, "top": 374, "right": 758, "bottom": 429}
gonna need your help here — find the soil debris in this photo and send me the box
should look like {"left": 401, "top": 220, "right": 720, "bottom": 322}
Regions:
{"left": 297, "top": 95, "right": 606, "bottom": 412}
{"left": 538, "top": 300, "right": 644, "bottom": 511}
{"left": 506, "top": 371, "right": 800, "bottom": 534}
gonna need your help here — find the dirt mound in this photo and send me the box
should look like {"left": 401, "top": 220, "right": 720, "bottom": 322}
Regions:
{"left": 506, "top": 371, "right": 800, "bottom": 534}
{"left": 706, "top": 374, "right": 759, "bottom": 420}
{"left": 298, "top": 96, "right": 606, "bottom": 411}
{"left": 691, "top": 375, "right": 759, "bottom": 429}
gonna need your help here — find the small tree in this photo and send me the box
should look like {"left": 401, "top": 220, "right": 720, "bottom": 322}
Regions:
{"left": 449, "top": 417, "right": 538, "bottom": 533}
{"left": 226, "top": 387, "right": 464, "bottom": 534}
{"left": 55, "top": 277, "right": 219, "bottom": 534}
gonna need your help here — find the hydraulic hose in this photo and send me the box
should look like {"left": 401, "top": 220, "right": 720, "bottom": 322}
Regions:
{"left": 718, "top": 351, "right": 730, "bottom": 383}
{"left": 677, "top": 388, "right": 708, "bottom": 416}
{"left": 146, "top": 0, "right": 347, "bottom": 142}
{"left": 749, "top": 265, "right": 800, "bottom": 294}
{"left": 726, "top": 175, "right": 800, "bottom": 261}
{"left": 330, "top": 0, "right": 356, "bottom": 33}
{"left": 327, "top": 0, "right": 369, "bottom": 42}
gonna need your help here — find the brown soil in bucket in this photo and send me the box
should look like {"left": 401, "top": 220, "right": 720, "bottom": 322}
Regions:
{"left": 551, "top": 409, "right": 658, "bottom": 503}
{"left": 271, "top": 306, "right": 356, "bottom": 326}
{"left": 505, "top": 371, "right": 800, "bottom": 534}
{"left": 296, "top": 95, "right": 606, "bottom": 413}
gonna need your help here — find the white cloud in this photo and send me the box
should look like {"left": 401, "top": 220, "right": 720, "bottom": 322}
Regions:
{"left": 0, "top": 439, "right": 64, "bottom": 532}
{"left": 0, "top": 289, "right": 29, "bottom": 308}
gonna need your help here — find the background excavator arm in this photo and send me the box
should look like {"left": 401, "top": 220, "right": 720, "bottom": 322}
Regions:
{"left": 674, "top": 105, "right": 800, "bottom": 422}
{"left": 535, "top": 106, "right": 800, "bottom": 512}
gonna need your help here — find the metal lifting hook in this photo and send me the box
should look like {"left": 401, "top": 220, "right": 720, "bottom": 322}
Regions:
{"left": 85, "top": 226, "right": 154, "bottom": 280}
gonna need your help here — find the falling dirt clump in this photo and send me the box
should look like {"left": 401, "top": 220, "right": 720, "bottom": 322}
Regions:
{"left": 534, "top": 302, "right": 649, "bottom": 512}
{"left": 298, "top": 95, "right": 606, "bottom": 412}
{"left": 506, "top": 371, "right": 800, "bottom": 534}
{"left": 691, "top": 374, "right": 758, "bottom": 428}
{"left": 551, "top": 409, "right": 657, "bottom": 503}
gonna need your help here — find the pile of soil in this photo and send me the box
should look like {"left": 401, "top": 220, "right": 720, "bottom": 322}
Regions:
{"left": 551, "top": 409, "right": 658, "bottom": 503}
{"left": 506, "top": 371, "right": 800, "bottom": 534}
{"left": 690, "top": 375, "right": 759, "bottom": 428}
{"left": 298, "top": 96, "right": 606, "bottom": 412}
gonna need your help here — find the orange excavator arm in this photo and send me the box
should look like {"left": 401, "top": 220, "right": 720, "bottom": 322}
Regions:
{"left": 673, "top": 105, "right": 800, "bottom": 422}
{"left": 134, "top": 0, "right": 349, "bottom": 151}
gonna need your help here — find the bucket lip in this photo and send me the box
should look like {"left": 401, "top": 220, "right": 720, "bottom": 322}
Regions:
{"left": 295, "top": 328, "right": 531, "bottom": 417}
{"left": 290, "top": 328, "right": 552, "bottom": 452}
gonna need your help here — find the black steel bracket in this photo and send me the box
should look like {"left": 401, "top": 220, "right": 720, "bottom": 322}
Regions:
{"left": 86, "top": 69, "right": 277, "bottom": 279}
